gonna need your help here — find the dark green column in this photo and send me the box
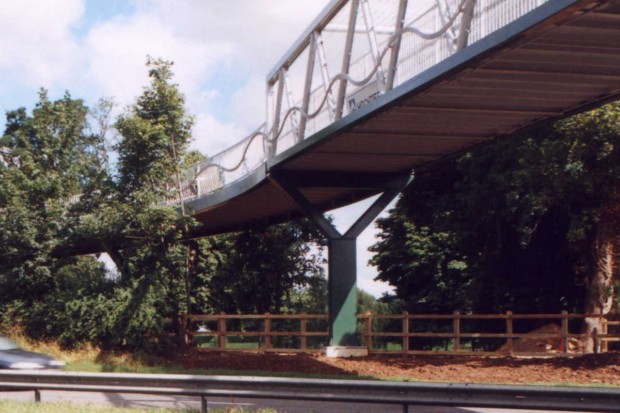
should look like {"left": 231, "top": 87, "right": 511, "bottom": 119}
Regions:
{"left": 328, "top": 238, "right": 359, "bottom": 346}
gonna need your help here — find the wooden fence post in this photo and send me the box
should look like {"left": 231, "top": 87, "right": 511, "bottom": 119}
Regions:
{"left": 402, "top": 311, "right": 409, "bottom": 354}
{"left": 453, "top": 311, "right": 461, "bottom": 353}
{"left": 182, "top": 313, "right": 190, "bottom": 345}
{"left": 218, "top": 312, "right": 227, "bottom": 350}
{"left": 364, "top": 313, "right": 372, "bottom": 350}
{"left": 265, "top": 313, "right": 272, "bottom": 350}
{"left": 506, "top": 311, "right": 514, "bottom": 356}
{"left": 561, "top": 311, "right": 568, "bottom": 354}
{"left": 300, "top": 312, "right": 308, "bottom": 351}
{"left": 602, "top": 316, "right": 608, "bottom": 353}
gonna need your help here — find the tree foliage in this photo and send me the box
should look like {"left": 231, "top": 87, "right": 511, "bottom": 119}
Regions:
{"left": 203, "top": 220, "right": 326, "bottom": 315}
{"left": 0, "top": 59, "right": 330, "bottom": 352}
{"left": 0, "top": 91, "right": 109, "bottom": 341}
{"left": 372, "top": 102, "right": 620, "bottom": 322}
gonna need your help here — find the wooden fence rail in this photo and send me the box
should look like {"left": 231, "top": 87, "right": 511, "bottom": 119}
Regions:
{"left": 185, "top": 312, "right": 619, "bottom": 356}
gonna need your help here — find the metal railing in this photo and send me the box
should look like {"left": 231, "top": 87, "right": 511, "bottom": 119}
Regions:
{"left": 1, "top": 370, "right": 619, "bottom": 413}
{"left": 168, "top": 0, "right": 554, "bottom": 205}
{"left": 186, "top": 312, "right": 620, "bottom": 356}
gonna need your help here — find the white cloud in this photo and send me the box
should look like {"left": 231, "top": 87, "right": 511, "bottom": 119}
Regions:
{"left": 84, "top": 12, "right": 234, "bottom": 110}
{"left": 229, "top": 74, "right": 267, "bottom": 131}
{"left": 81, "top": 0, "right": 329, "bottom": 156}
{"left": 0, "top": 0, "right": 84, "bottom": 89}
{"left": 136, "top": 0, "right": 328, "bottom": 73}
{"left": 192, "top": 112, "right": 248, "bottom": 157}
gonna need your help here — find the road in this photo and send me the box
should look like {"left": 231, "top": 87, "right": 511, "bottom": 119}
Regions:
{"left": 0, "top": 389, "right": 593, "bottom": 412}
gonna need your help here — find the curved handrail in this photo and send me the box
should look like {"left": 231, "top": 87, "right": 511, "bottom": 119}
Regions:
{"left": 178, "top": 0, "right": 470, "bottom": 203}
{"left": 271, "top": 0, "right": 469, "bottom": 143}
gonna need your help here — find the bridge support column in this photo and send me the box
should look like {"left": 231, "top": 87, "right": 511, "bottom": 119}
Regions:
{"left": 270, "top": 171, "right": 410, "bottom": 351}
{"left": 329, "top": 237, "right": 358, "bottom": 346}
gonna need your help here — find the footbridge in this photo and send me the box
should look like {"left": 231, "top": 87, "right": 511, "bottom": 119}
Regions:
{"left": 143, "top": 0, "right": 620, "bottom": 348}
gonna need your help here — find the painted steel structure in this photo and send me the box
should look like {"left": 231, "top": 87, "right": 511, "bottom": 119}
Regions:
{"left": 174, "top": 0, "right": 556, "bottom": 205}
{"left": 167, "top": 0, "right": 620, "bottom": 347}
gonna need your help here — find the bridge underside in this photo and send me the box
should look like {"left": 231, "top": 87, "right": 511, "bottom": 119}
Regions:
{"left": 189, "top": 0, "right": 620, "bottom": 237}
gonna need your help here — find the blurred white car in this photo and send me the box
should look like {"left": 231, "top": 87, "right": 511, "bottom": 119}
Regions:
{"left": 0, "top": 336, "right": 65, "bottom": 370}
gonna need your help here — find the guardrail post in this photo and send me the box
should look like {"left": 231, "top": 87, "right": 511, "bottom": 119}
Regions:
{"left": 453, "top": 311, "right": 461, "bottom": 353}
{"left": 34, "top": 389, "right": 41, "bottom": 403}
{"left": 265, "top": 312, "right": 272, "bottom": 350}
{"left": 201, "top": 395, "right": 208, "bottom": 413}
{"left": 506, "top": 311, "right": 514, "bottom": 356}
{"left": 561, "top": 311, "right": 568, "bottom": 354}
{"left": 218, "top": 312, "right": 227, "bottom": 350}
{"left": 402, "top": 311, "right": 409, "bottom": 354}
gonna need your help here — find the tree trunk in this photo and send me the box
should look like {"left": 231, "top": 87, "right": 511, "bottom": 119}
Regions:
{"left": 583, "top": 224, "right": 615, "bottom": 353}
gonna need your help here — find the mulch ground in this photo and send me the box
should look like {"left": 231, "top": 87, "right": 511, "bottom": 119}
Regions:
{"left": 175, "top": 351, "right": 620, "bottom": 386}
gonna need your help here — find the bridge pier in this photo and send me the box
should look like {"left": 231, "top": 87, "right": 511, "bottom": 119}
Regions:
{"left": 328, "top": 237, "right": 358, "bottom": 346}
{"left": 270, "top": 171, "right": 410, "bottom": 351}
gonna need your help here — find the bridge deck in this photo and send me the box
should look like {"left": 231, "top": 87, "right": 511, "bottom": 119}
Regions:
{"left": 189, "top": 0, "right": 620, "bottom": 237}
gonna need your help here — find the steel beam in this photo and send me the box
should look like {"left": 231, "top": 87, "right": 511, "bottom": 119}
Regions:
{"left": 314, "top": 31, "right": 337, "bottom": 121}
{"left": 283, "top": 70, "right": 300, "bottom": 141}
{"left": 345, "top": 185, "right": 405, "bottom": 239}
{"left": 336, "top": 0, "right": 360, "bottom": 120}
{"left": 269, "top": 69, "right": 286, "bottom": 159}
{"left": 387, "top": 0, "right": 408, "bottom": 91}
{"left": 275, "top": 170, "right": 409, "bottom": 190}
{"left": 457, "top": 0, "right": 477, "bottom": 51}
{"left": 298, "top": 34, "right": 317, "bottom": 141}
{"left": 269, "top": 173, "right": 341, "bottom": 240}
{"left": 360, "top": 0, "right": 387, "bottom": 90}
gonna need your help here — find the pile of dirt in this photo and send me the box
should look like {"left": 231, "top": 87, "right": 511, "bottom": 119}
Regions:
{"left": 175, "top": 350, "right": 620, "bottom": 386}
{"left": 498, "top": 323, "right": 582, "bottom": 353}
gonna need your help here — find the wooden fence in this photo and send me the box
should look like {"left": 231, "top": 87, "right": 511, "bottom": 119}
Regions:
{"left": 185, "top": 312, "right": 619, "bottom": 356}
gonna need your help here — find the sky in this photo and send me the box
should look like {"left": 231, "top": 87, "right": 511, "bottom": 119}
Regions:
{"left": 0, "top": 0, "right": 396, "bottom": 297}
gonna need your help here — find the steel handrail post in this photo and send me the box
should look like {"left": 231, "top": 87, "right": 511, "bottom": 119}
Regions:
{"left": 298, "top": 34, "right": 317, "bottom": 141}
{"left": 335, "top": 0, "right": 360, "bottom": 120}
{"left": 386, "top": 0, "right": 408, "bottom": 91}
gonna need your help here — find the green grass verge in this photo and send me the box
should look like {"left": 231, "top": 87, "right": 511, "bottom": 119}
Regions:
{"left": 65, "top": 360, "right": 373, "bottom": 381}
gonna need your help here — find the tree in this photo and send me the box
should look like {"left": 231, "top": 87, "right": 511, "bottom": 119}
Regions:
{"left": 105, "top": 57, "right": 196, "bottom": 349}
{"left": 0, "top": 91, "right": 110, "bottom": 341}
{"left": 372, "top": 102, "right": 620, "bottom": 351}
{"left": 204, "top": 220, "right": 326, "bottom": 315}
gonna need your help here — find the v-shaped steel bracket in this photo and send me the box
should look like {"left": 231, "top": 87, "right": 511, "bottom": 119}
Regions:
{"left": 269, "top": 170, "right": 410, "bottom": 346}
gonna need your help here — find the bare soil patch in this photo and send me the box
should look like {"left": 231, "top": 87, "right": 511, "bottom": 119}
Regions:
{"left": 176, "top": 351, "right": 620, "bottom": 386}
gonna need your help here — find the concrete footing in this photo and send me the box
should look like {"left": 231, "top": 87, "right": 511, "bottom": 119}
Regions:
{"left": 325, "top": 346, "right": 369, "bottom": 358}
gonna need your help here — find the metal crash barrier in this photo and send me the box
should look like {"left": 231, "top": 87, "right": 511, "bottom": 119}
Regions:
{"left": 0, "top": 370, "right": 619, "bottom": 412}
